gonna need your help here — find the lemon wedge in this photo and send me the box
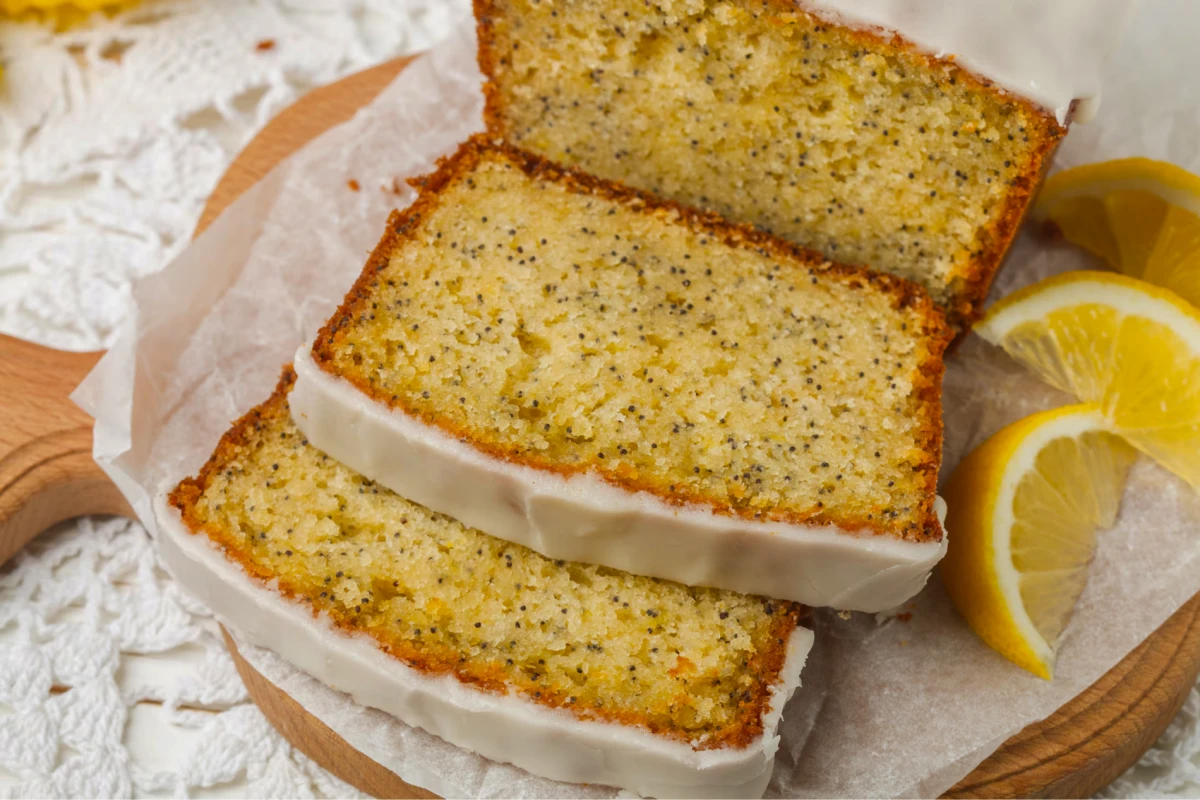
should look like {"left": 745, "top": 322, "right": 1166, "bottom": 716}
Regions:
{"left": 1031, "top": 158, "right": 1200, "bottom": 306}
{"left": 941, "top": 405, "right": 1137, "bottom": 678}
{"left": 976, "top": 270, "right": 1200, "bottom": 490}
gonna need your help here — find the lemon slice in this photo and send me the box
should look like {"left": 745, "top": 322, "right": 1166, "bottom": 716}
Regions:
{"left": 1031, "top": 158, "right": 1200, "bottom": 306}
{"left": 941, "top": 405, "right": 1137, "bottom": 678}
{"left": 976, "top": 270, "right": 1200, "bottom": 490}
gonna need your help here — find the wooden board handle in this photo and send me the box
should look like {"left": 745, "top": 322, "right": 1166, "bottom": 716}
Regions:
{"left": 0, "top": 334, "right": 130, "bottom": 565}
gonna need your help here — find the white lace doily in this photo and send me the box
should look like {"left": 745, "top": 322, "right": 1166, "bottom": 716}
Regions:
{"left": 0, "top": 1, "right": 1196, "bottom": 797}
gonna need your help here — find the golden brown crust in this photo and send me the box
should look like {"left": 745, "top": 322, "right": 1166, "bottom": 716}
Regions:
{"left": 311, "top": 135, "right": 950, "bottom": 544}
{"left": 474, "top": 0, "right": 505, "bottom": 138}
{"left": 950, "top": 124, "right": 1063, "bottom": 329}
{"left": 168, "top": 366, "right": 804, "bottom": 750}
{"left": 473, "top": 0, "right": 1066, "bottom": 330}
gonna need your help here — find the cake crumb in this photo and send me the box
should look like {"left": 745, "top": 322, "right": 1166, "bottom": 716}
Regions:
{"left": 171, "top": 367, "right": 804, "bottom": 746}
{"left": 478, "top": 0, "right": 1063, "bottom": 327}
{"left": 317, "top": 140, "right": 949, "bottom": 545}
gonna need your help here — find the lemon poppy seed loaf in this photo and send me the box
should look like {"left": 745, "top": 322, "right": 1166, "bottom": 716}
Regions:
{"left": 290, "top": 137, "right": 952, "bottom": 610}
{"left": 160, "top": 369, "right": 814, "bottom": 797}
{"left": 474, "top": 0, "right": 1068, "bottom": 327}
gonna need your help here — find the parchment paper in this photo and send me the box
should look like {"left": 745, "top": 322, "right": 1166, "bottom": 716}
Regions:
{"left": 74, "top": 2, "right": 1200, "bottom": 797}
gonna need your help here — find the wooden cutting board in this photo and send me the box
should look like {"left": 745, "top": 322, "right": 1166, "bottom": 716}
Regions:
{"left": 2, "top": 57, "right": 1199, "bottom": 800}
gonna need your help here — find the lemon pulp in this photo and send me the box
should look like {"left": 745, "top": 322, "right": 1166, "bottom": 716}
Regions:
{"left": 1010, "top": 422, "right": 1136, "bottom": 651}
{"left": 978, "top": 271, "right": 1200, "bottom": 490}
{"left": 1033, "top": 158, "right": 1200, "bottom": 307}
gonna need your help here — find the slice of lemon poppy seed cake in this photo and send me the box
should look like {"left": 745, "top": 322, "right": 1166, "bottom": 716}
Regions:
{"left": 159, "top": 368, "right": 814, "bottom": 797}
{"left": 474, "top": 0, "right": 1130, "bottom": 327}
{"left": 290, "top": 136, "right": 952, "bottom": 611}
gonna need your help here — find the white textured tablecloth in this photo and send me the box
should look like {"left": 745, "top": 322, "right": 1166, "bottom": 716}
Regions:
{"left": 0, "top": 1, "right": 1196, "bottom": 797}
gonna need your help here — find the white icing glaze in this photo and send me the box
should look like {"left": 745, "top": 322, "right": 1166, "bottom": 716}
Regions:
{"left": 152, "top": 494, "right": 813, "bottom": 799}
{"left": 799, "top": 0, "right": 1137, "bottom": 124}
{"left": 290, "top": 348, "right": 947, "bottom": 613}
